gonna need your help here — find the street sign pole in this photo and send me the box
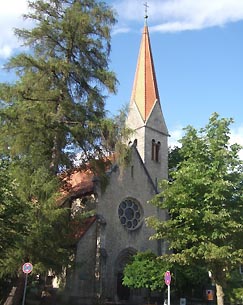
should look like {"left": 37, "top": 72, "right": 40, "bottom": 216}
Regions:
{"left": 22, "top": 273, "right": 28, "bottom": 305}
{"left": 164, "top": 271, "right": 171, "bottom": 305}
{"left": 22, "top": 262, "right": 33, "bottom": 305}
{"left": 168, "top": 283, "right": 170, "bottom": 305}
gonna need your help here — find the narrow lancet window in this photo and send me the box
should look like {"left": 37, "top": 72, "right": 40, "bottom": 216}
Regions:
{"left": 131, "top": 165, "right": 134, "bottom": 178}
{"left": 155, "top": 141, "right": 161, "bottom": 162}
{"left": 152, "top": 139, "right": 160, "bottom": 162}
{"left": 151, "top": 139, "right": 156, "bottom": 160}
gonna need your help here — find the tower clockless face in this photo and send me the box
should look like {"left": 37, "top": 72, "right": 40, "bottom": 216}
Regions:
{"left": 118, "top": 198, "right": 143, "bottom": 230}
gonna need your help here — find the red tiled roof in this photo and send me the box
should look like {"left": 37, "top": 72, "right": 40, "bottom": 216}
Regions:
{"left": 72, "top": 216, "right": 96, "bottom": 240}
{"left": 60, "top": 155, "right": 115, "bottom": 202}
{"left": 67, "top": 170, "right": 94, "bottom": 192}
{"left": 60, "top": 169, "right": 95, "bottom": 203}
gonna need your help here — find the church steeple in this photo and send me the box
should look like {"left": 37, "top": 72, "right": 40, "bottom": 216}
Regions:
{"left": 126, "top": 24, "right": 168, "bottom": 184}
{"left": 130, "top": 25, "right": 160, "bottom": 122}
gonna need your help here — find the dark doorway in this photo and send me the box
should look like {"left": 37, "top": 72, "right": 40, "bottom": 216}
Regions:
{"left": 117, "top": 272, "right": 130, "bottom": 300}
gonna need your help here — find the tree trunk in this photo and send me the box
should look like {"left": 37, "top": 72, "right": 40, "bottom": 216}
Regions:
{"left": 215, "top": 282, "right": 224, "bottom": 305}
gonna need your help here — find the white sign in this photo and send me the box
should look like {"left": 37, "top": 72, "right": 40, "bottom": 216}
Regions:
{"left": 22, "top": 262, "right": 33, "bottom": 274}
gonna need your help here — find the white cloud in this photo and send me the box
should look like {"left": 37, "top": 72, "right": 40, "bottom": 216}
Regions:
{"left": 2, "top": 0, "right": 243, "bottom": 56}
{"left": 0, "top": 0, "right": 29, "bottom": 59}
{"left": 112, "top": 26, "right": 131, "bottom": 36}
{"left": 168, "top": 126, "right": 184, "bottom": 148}
{"left": 113, "top": 0, "right": 243, "bottom": 33}
{"left": 0, "top": 46, "right": 12, "bottom": 59}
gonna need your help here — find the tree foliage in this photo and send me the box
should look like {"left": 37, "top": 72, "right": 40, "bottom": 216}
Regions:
{"left": 168, "top": 146, "right": 181, "bottom": 172}
{"left": 0, "top": 158, "right": 29, "bottom": 268}
{"left": 0, "top": 0, "right": 117, "bottom": 175}
{"left": 0, "top": 0, "right": 118, "bottom": 281}
{"left": 148, "top": 113, "right": 243, "bottom": 305}
{"left": 0, "top": 157, "right": 73, "bottom": 278}
{"left": 123, "top": 251, "right": 170, "bottom": 292}
{"left": 123, "top": 250, "right": 209, "bottom": 300}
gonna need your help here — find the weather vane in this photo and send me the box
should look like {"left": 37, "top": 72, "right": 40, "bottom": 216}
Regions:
{"left": 144, "top": 2, "right": 149, "bottom": 23}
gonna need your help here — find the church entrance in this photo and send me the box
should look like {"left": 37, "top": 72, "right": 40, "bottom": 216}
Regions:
{"left": 117, "top": 272, "right": 130, "bottom": 300}
{"left": 115, "top": 248, "right": 136, "bottom": 301}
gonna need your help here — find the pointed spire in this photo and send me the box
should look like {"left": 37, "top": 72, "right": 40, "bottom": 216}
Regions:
{"left": 130, "top": 25, "right": 160, "bottom": 122}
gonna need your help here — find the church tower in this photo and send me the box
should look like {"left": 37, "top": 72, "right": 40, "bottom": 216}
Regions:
{"left": 126, "top": 24, "right": 169, "bottom": 186}
{"left": 66, "top": 18, "right": 169, "bottom": 305}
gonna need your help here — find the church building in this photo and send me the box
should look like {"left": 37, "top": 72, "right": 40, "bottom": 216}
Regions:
{"left": 65, "top": 22, "right": 169, "bottom": 305}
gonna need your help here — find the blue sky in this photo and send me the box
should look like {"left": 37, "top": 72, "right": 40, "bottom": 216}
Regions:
{"left": 0, "top": 0, "right": 243, "bottom": 155}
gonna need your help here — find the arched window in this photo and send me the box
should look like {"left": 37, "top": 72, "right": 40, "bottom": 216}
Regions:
{"left": 152, "top": 139, "right": 160, "bottom": 162}
{"left": 155, "top": 141, "right": 161, "bottom": 162}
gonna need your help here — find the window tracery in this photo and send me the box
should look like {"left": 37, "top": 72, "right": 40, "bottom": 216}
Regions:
{"left": 118, "top": 198, "right": 143, "bottom": 230}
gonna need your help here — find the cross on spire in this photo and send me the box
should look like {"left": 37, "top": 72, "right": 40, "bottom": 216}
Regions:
{"left": 144, "top": 2, "right": 149, "bottom": 23}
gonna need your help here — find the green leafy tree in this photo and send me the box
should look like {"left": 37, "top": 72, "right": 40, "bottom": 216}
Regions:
{"left": 0, "top": 166, "right": 92, "bottom": 305}
{"left": 225, "top": 269, "right": 243, "bottom": 304}
{"left": 123, "top": 251, "right": 209, "bottom": 302}
{"left": 0, "top": 158, "right": 74, "bottom": 304}
{"left": 101, "top": 105, "right": 133, "bottom": 167}
{"left": 168, "top": 146, "right": 181, "bottom": 171}
{"left": 122, "top": 147, "right": 209, "bottom": 302}
{"left": 123, "top": 251, "right": 170, "bottom": 292}
{"left": 0, "top": 0, "right": 117, "bottom": 176}
{"left": 0, "top": 158, "right": 29, "bottom": 273}
{"left": 0, "top": 0, "right": 118, "bottom": 299}
{"left": 0, "top": 157, "right": 30, "bottom": 303}
{"left": 148, "top": 113, "right": 243, "bottom": 305}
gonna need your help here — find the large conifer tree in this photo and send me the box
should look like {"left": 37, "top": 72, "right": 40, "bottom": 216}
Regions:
{"left": 0, "top": 0, "right": 117, "bottom": 286}
{"left": 0, "top": 0, "right": 117, "bottom": 175}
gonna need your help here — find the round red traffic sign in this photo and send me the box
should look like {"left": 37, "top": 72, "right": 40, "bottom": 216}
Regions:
{"left": 22, "top": 262, "right": 33, "bottom": 274}
{"left": 164, "top": 271, "right": 171, "bottom": 285}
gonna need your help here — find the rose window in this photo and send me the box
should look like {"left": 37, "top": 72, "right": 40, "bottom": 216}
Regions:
{"left": 118, "top": 198, "right": 143, "bottom": 230}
